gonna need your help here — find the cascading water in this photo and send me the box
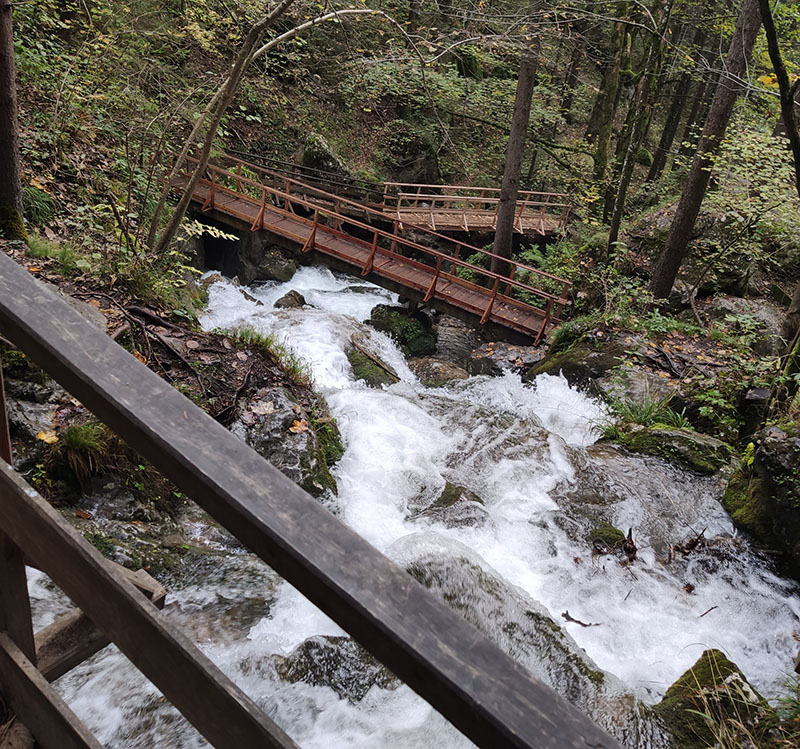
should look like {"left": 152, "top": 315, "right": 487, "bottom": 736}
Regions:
{"left": 32, "top": 265, "right": 800, "bottom": 747}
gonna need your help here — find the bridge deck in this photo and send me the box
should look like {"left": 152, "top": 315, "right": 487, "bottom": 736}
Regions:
{"left": 174, "top": 167, "right": 569, "bottom": 342}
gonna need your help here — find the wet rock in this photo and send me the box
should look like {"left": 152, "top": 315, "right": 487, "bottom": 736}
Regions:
{"left": 5, "top": 397, "right": 59, "bottom": 441}
{"left": 368, "top": 304, "right": 436, "bottom": 357}
{"left": 257, "top": 248, "right": 296, "bottom": 283}
{"left": 723, "top": 427, "right": 800, "bottom": 575}
{"left": 345, "top": 335, "right": 399, "bottom": 387}
{"left": 596, "top": 367, "right": 676, "bottom": 406}
{"left": 199, "top": 271, "right": 224, "bottom": 288}
{"left": 587, "top": 523, "right": 625, "bottom": 551}
{"left": 409, "top": 481, "right": 488, "bottom": 528}
{"left": 468, "top": 341, "right": 544, "bottom": 376}
{"left": 230, "top": 386, "right": 337, "bottom": 497}
{"left": 656, "top": 649, "right": 768, "bottom": 749}
{"left": 434, "top": 314, "right": 479, "bottom": 367}
{"left": 272, "top": 635, "right": 399, "bottom": 702}
{"left": 617, "top": 426, "right": 733, "bottom": 475}
{"left": 525, "top": 336, "right": 627, "bottom": 390}
{"left": 390, "top": 535, "right": 658, "bottom": 743}
{"left": 274, "top": 290, "right": 306, "bottom": 309}
{"left": 408, "top": 357, "right": 468, "bottom": 387}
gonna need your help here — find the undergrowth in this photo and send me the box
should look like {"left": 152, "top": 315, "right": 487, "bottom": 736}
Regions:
{"left": 222, "top": 326, "right": 314, "bottom": 389}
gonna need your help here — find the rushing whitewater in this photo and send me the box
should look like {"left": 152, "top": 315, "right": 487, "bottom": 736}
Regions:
{"left": 34, "top": 265, "right": 800, "bottom": 747}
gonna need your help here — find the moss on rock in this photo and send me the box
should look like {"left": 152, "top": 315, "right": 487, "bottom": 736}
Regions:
{"left": 346, "top": 348, "right": 398, "bottom": 387}
{"left": 369, "top": 305, "right": 436, "bottom": 357}
{"left": 722, "top": 471, "right": 772, "bottom": 541}
{"left": 587, "top": 523, "right": 625, "bottom": 549}
{"left": 656, "top": 649, "right": 768, "bottom": 749}
{"left": 618, "top": 426, "right": 733, "bottom": 474}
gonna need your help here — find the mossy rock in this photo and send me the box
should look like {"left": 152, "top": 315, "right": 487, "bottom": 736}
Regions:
{"left": 346, "top": 347, "right": 398, "bottom": 387}
{"left": 722, "top": 471, "right": 773, "bottom": 542}
{"left": 368, "top": 305, "right": 436, "bottom": 357}
{"left": 656, "top": 649, "right": 769, "bottom": 748}
{"left": 411, "top": 481, "right": 488, "bottom": 528}
{"left": 525, "top": 338, "right": 626, "bottom": 390}
{"left": 587, "top": 523, "right": 625, "bottom": 549}
{"left": 619, "top": 426, "right": 733, "bottom": 474}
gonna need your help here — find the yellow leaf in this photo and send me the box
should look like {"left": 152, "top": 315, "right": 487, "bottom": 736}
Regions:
{"left": 133, "top": 350, "right": 147, "bottom": 364}
{"left": 28, "top": 266, "right": 42, "bottom": 273}
{"left": 37, "top": 430, "right": 59, "bottom": 444}
{"left": 289, "top": 419, "right": 309, "bottom": 434}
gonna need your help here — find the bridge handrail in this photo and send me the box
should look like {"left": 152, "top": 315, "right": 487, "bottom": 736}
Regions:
{"left": 183, "top": 158, "right": 572, "bottom": 313}
{"left": 195, "top": 155, "right": 574, "bottom": 294}
{"left": 0, "top": 252, "right": 620, "bottom": 749}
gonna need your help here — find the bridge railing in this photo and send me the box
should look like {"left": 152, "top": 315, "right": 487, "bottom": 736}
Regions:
{"left": 180, "top": 155, "right": 572, "bottom": 339}
{"left": 0, "top": 251, "right": 620, "bottom": 748}
{"left": 382, "top": 182, "right": 572, "bottom": 234}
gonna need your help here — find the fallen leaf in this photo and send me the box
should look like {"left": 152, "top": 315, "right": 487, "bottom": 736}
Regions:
{"left": 289, "top": 419, "right": 309, "bottom": 434}
{"left": 87, "top": 299, "right": 101, "bottom": 308}
{"left": 251, "top": 401, "right": 275, "bottom": 416}
{"left": 28, "top": 266, "right": 42, "bottom": 273}
{"left": 44, "top": 227, "right": 57, "bottom": 241}
{"left": 75, "top": 510, "right": 93, "bottom": 519}
{"left": 186, "top": 340, "right": 200, "bottom": 350}
{"left": 37, "top": 430, "right": 59, "bottom": 444}
{"left": 133, "top": 350, "right": 147, "bottom": 364}
{"left": 236, "top": 351, "right": 248, "bottom": 361}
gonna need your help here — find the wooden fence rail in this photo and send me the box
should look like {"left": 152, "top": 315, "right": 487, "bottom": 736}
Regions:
{"left": 0, "top": 251, "right": 618, "bottom": 748}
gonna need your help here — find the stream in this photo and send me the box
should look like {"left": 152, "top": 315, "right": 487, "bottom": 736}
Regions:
{"left": 31, "top": 265, "right": 800, "bottom": 747}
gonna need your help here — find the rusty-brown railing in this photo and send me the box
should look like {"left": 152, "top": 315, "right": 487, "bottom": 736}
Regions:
{"left": 178, "top": 154, "right": 572, "bottom": 342}
{"left": 382, "top": 182, "right": 572, "bottom": 235}
{"left": 0, "top": 251, "right": 618, "bottom": 748}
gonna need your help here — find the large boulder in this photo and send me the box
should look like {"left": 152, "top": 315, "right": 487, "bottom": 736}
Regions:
{"left": 407, "top": 481, "right": 488, "bottom": 528}
{"left": 616, "top": 426, "right": 733, "bottom": 475}
{"left": 368, "top": 304, "right": 436, "bottom": 357}
{"left": 704, "top": 295, "right": 786, "bottom": 357}
{"left": 271, "top": 635, "right": 399, "bottom": 703}
{"left": 230, "top": 386, "right": 338, "bottom": 497}
{"left": 656, "top": 649, "right": 768, "bottom": 749}
{"left": 408, "top": 357, "right": 469, "bottom": 387}
{"left": 723, "top": 425, "right": 800, "bottom": 575}
{"left": 294, "top": 133, "right": 350, "bottom": 177}
{"left": 435, "top": 314, "right": 479, "bottom": 368}
{"left": 468, "top": 341, "right": 544, "bottom": 376}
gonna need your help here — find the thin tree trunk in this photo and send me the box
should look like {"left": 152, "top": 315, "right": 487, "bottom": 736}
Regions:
{"left": 650, "top": 0, "right": 762, "bottom": 299}
{"left": 677, "top": 76, "right": 714, "bottom": 160}
{"left": 587, "top": 15, "right": 627, "bottom": 182}
{"left": 606, "top": 0, "right": 671, "bottom": 247}
{"left": 0, "top": 1, "right": 26, "bottom": 241}
{"left": 648, "top": 29, "right": 706, "bottom": 181}
{"left": 491, "top": 49, "right": 537, "bottom": 276}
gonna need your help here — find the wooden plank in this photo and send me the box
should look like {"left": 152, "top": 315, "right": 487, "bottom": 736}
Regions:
{"left": 0, "top": 632, "right": 102, "bottom": 749}
{"left": 0, "top": 251, "right": 618, "bottom": 749}
{"left": 35, "top": 567, "right": 166, "bottom": 682}
{"left": 0, "top": 461, "right": 298, "bottom": 749}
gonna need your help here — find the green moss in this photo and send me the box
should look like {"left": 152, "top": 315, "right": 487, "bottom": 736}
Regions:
{"left": 722, "top": 471, "right": 772, "bottom": 541}
{"left": 619, "top": 427, "right": 733, "bottom": 474}
{"left": 346, "top": 348, "right": 397, "bottom": 387}
{"left": 369, "top": 306, "right": 436, "bottom": 357}
{"left": 656, "top": 649, "right": 768, "bottom": 748}
{"left": 429, "top": 482, "right": 484, "bottom": 511}
{"left": 85, "top": 531, "right": 116, "bottom": 558}
{"left": 0, "top": 202, "right": 29, "bottom": 242}
{"left": 587, "top": 523, "right": 625, "bottom": 548}
{"left": 313, "top": 420, "right": 345, "bottom": 466}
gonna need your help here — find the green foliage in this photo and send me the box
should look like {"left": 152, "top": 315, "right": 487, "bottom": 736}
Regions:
{"left": 49, "top": 422, "right": 112, "bottom": 487}
{"left": 22, "top": 185, "right": 57, "bottom": 226}
{"left": 223, "top": 326, "right": 314, "bottom": 389}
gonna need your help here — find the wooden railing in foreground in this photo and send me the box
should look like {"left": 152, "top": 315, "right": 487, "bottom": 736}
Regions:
{"left": 181, "top": 155, "right": 572, "bottom": 341}
{"left": 382, "top": 182, "right": 572, "bottom": 234}
{"left": 0, "top": 252, "right": 620, "bottom": 749}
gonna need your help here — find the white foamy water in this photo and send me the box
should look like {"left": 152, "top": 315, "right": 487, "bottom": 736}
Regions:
{"left": 36, "top": 267, "right": 800, "bottom": 747}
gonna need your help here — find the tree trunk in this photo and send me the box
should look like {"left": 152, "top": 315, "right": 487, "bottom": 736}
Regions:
{"left": 649, "top": 0, "right": 762, "bottom": 299}
{"left": 647, "top": 29, "right": 706, "bottom": 181}
{"left": 586, "top": 16, "right": 627, "bottom": 182}
{"left": 677, "top": 76, "right": 714, "bottom": 160}
{"left": 0, "top": 1, "right": 26, "bottom": 241}
{"left": 606, "top": 0, "right": 671, "bottom": 247}
{"left": 491, "top": 50, "right": 537, "bottom": 275}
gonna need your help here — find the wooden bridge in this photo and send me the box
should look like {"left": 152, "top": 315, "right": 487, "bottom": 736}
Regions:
{"left": 173, "top": 154, "right": 572, "bottom": 344}
{"left": 380, "top": 182, "right": 571, "bottom": 235}
{"left": 0, "top": 252, "right": 620, "bottom": 748}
